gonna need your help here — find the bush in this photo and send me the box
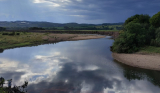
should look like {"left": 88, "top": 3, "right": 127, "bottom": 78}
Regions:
{"left": 2, "top": 33, "right": 8, "bottom": 35}
{"left": 9, "top": 32, "right": 15, "bottom": 36}
{"left": 16, "top": 33, "right": 20, "bottom": 35}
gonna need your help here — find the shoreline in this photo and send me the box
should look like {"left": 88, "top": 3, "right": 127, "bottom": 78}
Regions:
{"left": 112, "top": 53, "right": 160, "bottom": 71}
{"left": 67, "top": 34, "right": 106, "bottom": 41}
{"left": 0, "top": 34, "right": 106, "bottom": 50}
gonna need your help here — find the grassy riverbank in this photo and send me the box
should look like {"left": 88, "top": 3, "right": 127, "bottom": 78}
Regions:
{"left": 138, "top": 46, "right": 160, "bottom": 54}
{"left": 0, "top": 32, "right": 106, "bottom": 50}
{"left": 0, "top": 32, "right": 48, "bottom": 49}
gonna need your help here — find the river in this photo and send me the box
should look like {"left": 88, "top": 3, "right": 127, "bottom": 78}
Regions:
{"left": 0, "top": 36, "right": 160, "bottom": 93}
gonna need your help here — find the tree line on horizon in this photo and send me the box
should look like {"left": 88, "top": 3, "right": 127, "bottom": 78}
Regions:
{"left": 0, "top": 21, "right": 123, "bottom": 31}
{"left": 112, "top": 11, "right": 160, "bottom": 53}
{"left": 0, "top": 25, "right": 122, "bottom": 31}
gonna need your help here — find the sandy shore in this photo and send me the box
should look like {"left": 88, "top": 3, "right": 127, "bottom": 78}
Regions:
{"left": 70, "top": 34, "right": 105, "bottom": 40}
{"left": 44, "top": 34, "right": 106, "bottom": 41}
{"left": 112, "top": 53, "right": 160, "bottom": 71}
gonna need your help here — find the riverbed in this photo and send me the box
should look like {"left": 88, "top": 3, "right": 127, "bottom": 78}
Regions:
{"left": 0, "top": 36, "right": 160, "bottom": 93}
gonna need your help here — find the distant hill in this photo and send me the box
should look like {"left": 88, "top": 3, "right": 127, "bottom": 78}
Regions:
{"left": 0, "top": 21, "right": 96, "bottom": 27}
{"left": 0, "top": 21, "right": 124, "bottom": 30}
{"left": 0, "top": 21, "right": 63, "bottom": 27}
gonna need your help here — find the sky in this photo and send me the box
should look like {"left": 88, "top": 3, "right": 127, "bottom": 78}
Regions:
{"left": 0, "top": 0, "right": 160, "bottom": 24}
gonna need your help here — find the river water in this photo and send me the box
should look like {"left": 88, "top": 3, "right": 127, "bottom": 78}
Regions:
{"left": 0, "top": 36, "right": 160, "bottom": 93}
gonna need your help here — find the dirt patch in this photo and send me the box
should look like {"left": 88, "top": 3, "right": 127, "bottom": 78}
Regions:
{"left": 112, "top": 53, "right": 160, "bottom": 71}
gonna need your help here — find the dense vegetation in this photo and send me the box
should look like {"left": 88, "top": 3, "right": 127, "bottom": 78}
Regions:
{"left": 112, "top": 11, "right": 160, "bottom": 53}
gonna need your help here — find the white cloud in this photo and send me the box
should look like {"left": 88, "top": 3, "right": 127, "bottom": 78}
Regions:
{"left": 77, "top": 0, "right": 82, "bottom": 2}
{"left": 0, "top": 59, "right": 17, "bottom": 68}
{"left": 33, "top": 0, "right": 46, "bottom": 3}
{"left": 69, "top": 15, "right": 85, "bottom": 17}
{"left": 77, "top": 65, "right": 99, "bottom": 72}
{"left": 33, "top": 0, "right": 60, "bottom": 7}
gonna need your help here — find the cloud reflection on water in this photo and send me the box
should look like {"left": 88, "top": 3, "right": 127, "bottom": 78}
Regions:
{"left": 0, "top": 38, "right": 160, "bottom": 93}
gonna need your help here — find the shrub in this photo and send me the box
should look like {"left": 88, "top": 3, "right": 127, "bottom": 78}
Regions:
{"left": 16, "top": 33, "right": 20, "bottom": 35}
{"left": 2, "top": 33, "right": 8, "bottom": 35}
{"left": 9, "top": 32, "right": 15, "bottom": 36}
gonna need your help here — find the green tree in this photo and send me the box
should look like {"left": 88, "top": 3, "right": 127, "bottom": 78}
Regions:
{"left": 152, "top": 27, "right": 160, "bottom": 46}
{"left": 29, "top": 27, "right": 45, "bottom": 30}
{"left": 112, "top": 22, "right": 146, "bottom": 53}
{"left": 146, "top": 26, "right": 156, "bottom": 45}
{"left": 156, "top": 27, "right": 160, "bottom": 38}
{"left": 150, "top": 11, "right": 160, "bottom": 28}
{"left": 124, "top": 14, "right": 150, "bottom": 26}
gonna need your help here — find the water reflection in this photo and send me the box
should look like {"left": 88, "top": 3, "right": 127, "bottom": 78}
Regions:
{"left": 27, "top": 61, "right": 122, "bottom": 93}
{"left": 0, "top": 37, "right": 160, "bottom": 93}
{"left": 115, "top": 60, "right": 160, "bottom": 87}
{"left": 0, "top": 49, "right": 4, "bottom": 53}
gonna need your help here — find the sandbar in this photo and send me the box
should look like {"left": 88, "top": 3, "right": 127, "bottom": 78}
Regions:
{"left": 112, "top": 53, "right": 160, "bottom": 71}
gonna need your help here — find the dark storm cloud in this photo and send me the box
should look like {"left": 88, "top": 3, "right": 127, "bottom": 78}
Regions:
{"left": 61, "top": 0, "right": 160, "bottom": 21}
{"left": 0, "top": 0, "right": 160, "bottom": 23}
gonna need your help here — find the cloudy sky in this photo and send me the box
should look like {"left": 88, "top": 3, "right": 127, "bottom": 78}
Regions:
{"left": 0, "top": 0, "right": 160, "bottom": 24}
